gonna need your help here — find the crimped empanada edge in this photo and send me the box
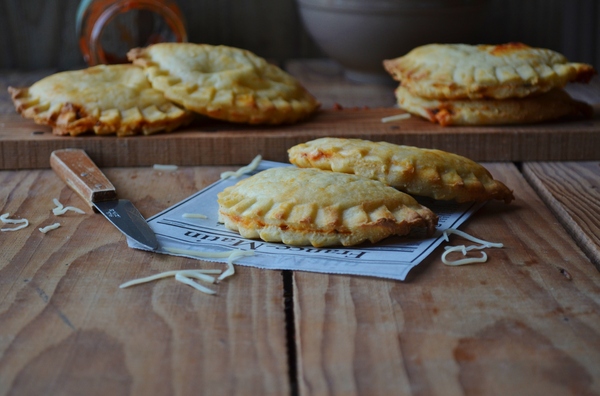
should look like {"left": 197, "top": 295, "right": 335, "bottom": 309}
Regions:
{"left": 288, "top": 138, "right": 515, "bottom": 204}
{"left": 127, "top": 45, "right": 320, "bottom": 125}
{"left": 8, "top": 84, "right": 194, "bottom": 136}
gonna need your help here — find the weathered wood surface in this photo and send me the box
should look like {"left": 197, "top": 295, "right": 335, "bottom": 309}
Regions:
{"left": 2, "top": 107, "right": 600, "bottom": 170}
{"left": 0, "top": 166, "right": 290, "bottom": 396}
{"left": 293, "top": 163, "right": 600, "bottom": 395}
{"left": 523, "top": 161, "right": 600, "bottom": 270}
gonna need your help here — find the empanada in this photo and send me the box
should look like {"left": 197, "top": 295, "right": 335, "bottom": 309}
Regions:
{"left": 217, "top": 167, "right": 438, "bottom": 247}
{"left": 128, "top": 43, "right": 320, "bottom": 125}
{"left": 288, "top": 138, "right": 514, "bottom": 203}
{"left": 8, "top": 64, "right": 193, "bottom": 136}
{"left": 383, "top": 43, "right": 596, "bottom": 100}
{"left": 395, "top": 86, "right": 593, "bottom": 126}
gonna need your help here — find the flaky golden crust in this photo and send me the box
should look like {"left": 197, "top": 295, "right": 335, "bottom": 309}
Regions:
{"left": 288, "top": 138, "right": 515, "bottom": 204}
{"left": 8, "top": 64, "right": 193, "bottom": 136}
{"left": 127, "top": 43, "right": 320, "bottom": 125}
{"left": 217, "top": 167, "right": 438, "bottom": 247}
{"left": 383, "top": 43, "right": 597, "bottom": 100}
{"left": 395, "top": 86, "right": 593, "bottom": 126}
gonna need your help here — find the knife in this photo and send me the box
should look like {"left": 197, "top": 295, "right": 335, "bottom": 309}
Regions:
{"left": 50, "top": 148, "right": 159, "bottom": 251}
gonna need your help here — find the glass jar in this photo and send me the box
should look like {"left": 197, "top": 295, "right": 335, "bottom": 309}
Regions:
{"left": 76, "top": 0, "right": 187, "bottom": 65}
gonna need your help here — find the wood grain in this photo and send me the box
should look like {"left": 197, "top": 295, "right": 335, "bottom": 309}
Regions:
{"left": 0, "top": 166, "right": 289, "bottom": 395}
{"left": 2, "top": 107, "right": 600, "bottom": 171}
{"left": 292, "top": 163, "right": 600, "bottom": 395}
{"left": 523, "top": 161, "right": 600, "bottom": 271}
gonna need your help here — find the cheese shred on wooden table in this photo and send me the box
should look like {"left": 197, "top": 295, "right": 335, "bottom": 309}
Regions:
{"left": 441, "top": 228, "right": 503, "bottom": 266}
{"left": 153, "top": 164, "right": 179, "bottom": 171}
{"left": 1, "top": 213, "right": 29, "bottom": 232}
{"left": 39, "top": 223, "right": 61, "bottom": 233}
{"left": 119, "top": 249, "right": 254, "bottom": 294}
{"left": 381, "top": 113, "right": 411, "bottom": 123}
{"left": 52, "top": 198, "right": 85, "bottom": 215}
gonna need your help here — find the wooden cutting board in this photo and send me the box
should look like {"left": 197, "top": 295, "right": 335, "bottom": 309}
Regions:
{"left": 1, "top": 107, "right": 599, "bottom": 170}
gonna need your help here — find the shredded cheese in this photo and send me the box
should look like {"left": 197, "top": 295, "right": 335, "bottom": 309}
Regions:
{"left": 177, "top": 269, "right": 218, "bottom": 283}
{"left": 218, "top": 249, "right": 253, "bottom": 282}
{"left": 39, "top": 222, "right": 61, "bottom": 233}
{"left": 120, "top": 269, "right": 220, "bottom": 295}
{"left": 220, "top": 155, "right": 262, "bottom": 180}
{"left": 381, "top": 113, "right": 411, "bottom": 123}
{"left": 120, "top": 248, "right": 254, "bottom": 294}
{"left": 442, "top": 228, "right": 503, "bottom": 248}
{"left": 442, "top": 245, "right": 488, "bottom": 266}
{"left": 182, "top": 213, "right": 208, "bottom": 219}
{"left": 0, "top": 213, "right": 29, "bottom": 232}
{"left": 164, "top": 247, "right": 248, "bottom": 259}
{"left": 441, "top": 228, "right": 503, "bottom": 266}
{"left": 165, "top": 247, "right": 254, "bottom": 282}
{"left": 52, "top": 198, "right": 85, "bottom": 215}
{"left": 175, "top": 273, "right": 217, "bottom": 295}
{"left": 119, "top": 269, "right": 220, "bottom": 289}
{"left": 153, "top": 164, "right": 178, "bottom": 171}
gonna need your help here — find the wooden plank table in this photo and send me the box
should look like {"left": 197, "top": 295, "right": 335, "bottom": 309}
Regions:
{"left": 1, "top": 61, "right": 600, "bottom": 395}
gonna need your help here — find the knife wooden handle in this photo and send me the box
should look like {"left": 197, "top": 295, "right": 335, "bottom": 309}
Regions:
{"left": 50, "top": 149, "right": 117, "bottom": 206}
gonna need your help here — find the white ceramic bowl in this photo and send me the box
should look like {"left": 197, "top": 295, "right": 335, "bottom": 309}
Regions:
{"left": 297, "top": 0, "right": 488, "bottom": 84}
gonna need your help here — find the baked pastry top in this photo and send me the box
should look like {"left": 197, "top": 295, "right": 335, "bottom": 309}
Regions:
{"left": 395, "top": 86, "right": 593, "bottom": 126}
{"left": 128, "top": 43, "right": 320, "bottom": 125}
{"left": 383, "top": 43, "right": 596, "bottom": 100}
{"left": 217, "top": 167, "right": 438, "bottom": 247}
{"left": 288, "top": 138, "right": 514, "bottom": 203}
{"left": 8, "top": 64, "right": 193, "bottom": 136}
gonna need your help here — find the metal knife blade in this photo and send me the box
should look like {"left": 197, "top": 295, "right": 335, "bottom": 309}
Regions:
{"left": 50, "top": 148, "right": 159, "bottom": 251}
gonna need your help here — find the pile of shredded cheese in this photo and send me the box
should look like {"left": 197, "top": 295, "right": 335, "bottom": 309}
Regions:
{"left": 441, "top": 228, "right": 503, "bottom": 266}
{"left": 119, "top": 248, "right": 254, "bottom": 295}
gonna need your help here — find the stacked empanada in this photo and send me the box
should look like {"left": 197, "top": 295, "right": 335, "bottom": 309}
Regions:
{"left": 218, "top": 137, "right": 514, "bottom": 248}
{"left": 383, "top": 43, "right": 596, "bottom": 126}
{"left": 9, "top": 43, "right": 320, "bottom": 136}
{"left": 288, "top": 137, "right": 514, "bottom": 203}
{"left": 218, "top": 167, "right": 438, "bottom": 247}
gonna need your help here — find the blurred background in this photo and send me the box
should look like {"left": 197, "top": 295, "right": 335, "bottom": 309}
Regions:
{"left": 0, "top": 0, "right": 598, "bottom": 72}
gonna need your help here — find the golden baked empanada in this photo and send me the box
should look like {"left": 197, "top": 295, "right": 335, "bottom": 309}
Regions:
{"left": 395, "top": 86, "right": 593, "bottom": 126}
{"left": 383, "top": 43, "right": 596, "bottom": 100}
{"left": 8, "top": 64, "right": 193, "bottom": 136}
{"left": 128, "top": 43, "right": 320, "bottom": 125}
{"left": 288, "top": 138, "right": 514, "bottom": 203}
{"left": 217, "top": 167, "right": 438, "bottom": 247}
